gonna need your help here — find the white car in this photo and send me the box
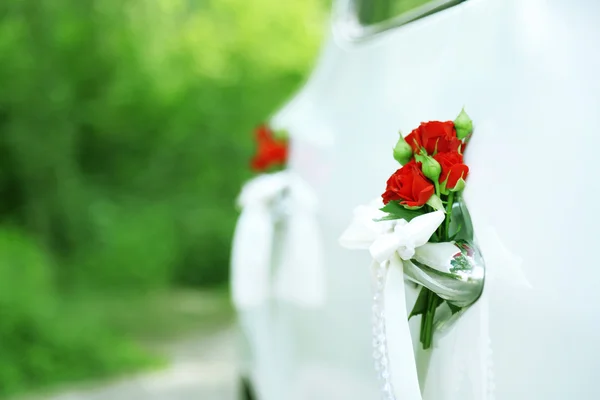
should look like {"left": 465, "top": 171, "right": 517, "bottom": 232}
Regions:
{"left": 232, "top": 0, "right": 600, "bottom": 399}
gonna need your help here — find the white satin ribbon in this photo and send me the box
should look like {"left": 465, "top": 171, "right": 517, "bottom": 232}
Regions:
{"left": 231, "top": 172, "right": 289, "bottom": 310}
{"left": 231, "top": 171, "right": 326, "bottom": 310}
{"left": 273, "top": 174, "right": 326, "bottom": 307}
{"left": 339, "top": 200, "right": 444, "bottom": 263}
{"left": 339, "top": 199, "right": 444, "bottom": 400}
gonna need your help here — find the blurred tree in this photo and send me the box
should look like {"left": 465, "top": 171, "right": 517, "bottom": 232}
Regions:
{"left": 0, "top": 0, "right": 325, "bottom": 289}
{"left": 0, "top": 0, "right": 326, "bottom": 393}
{"left": 0, "top": 227, "right": 155, "bottom": 396}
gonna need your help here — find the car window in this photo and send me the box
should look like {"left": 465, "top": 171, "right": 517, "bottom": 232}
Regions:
{"left": 341, "top": 0, "right": 466, "bottom": 38}
{"left": 333, "top": 0, "right": 466, "bottom": 43}
{"left": 357, "top": 0, "right": 435, "bottom": 25}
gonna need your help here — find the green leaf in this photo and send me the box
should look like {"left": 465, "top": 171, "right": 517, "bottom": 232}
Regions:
{"left": 373, "top": 215, "right": 405, "bottom": 222}
{"left": 408, "top": 286, "right": 430, "bottom": 320}
{"left": 379, "top": 201, "right": 427, "bottom": 222}
{"left": 380, "top": 201, "right": 404, "bottom": 214}
{"left": 449, "top": 223, "right": 463, "bottom": 241}
{"left": 447, "top": 302, "right": 462, "bottom": 315}
{"left": 436, "top": 295, "right": 445, "bottom": 308}
{"left": 426, "top": 194, "right": 444, "bottom": 211}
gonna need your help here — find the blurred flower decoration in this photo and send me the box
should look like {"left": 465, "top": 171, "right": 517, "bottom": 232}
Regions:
{"left": 251, "top": 124, "right": 289, "bottom": 172}
{"left": 232, "top": 123, "right": 325, "bottom": 310}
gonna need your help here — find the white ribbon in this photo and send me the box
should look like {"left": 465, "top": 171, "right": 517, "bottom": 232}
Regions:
{"left": 231, "top": 172, "right": 289, "bottom": 309}
{"left": 339, "top": 199, "right": 444, "bottom": 400}
{"left": 272, "top": 174, "right": 326, "bottom": 307}
{"left": 231, "top": 171, "right": 326, "bottom": 310}
{"left": 339, "top": 200, "right": 444, "bottom": 262}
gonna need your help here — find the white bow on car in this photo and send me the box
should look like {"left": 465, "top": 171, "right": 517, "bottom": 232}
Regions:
{"left": 339, "top": 199, "right": 444, "bottom": 400}
{"left": 231, "top": 171, "right": 325, "bottom": 310}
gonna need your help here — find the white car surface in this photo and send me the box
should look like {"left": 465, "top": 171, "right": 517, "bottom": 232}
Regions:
{"left": 233, "top": 0, "right": 600, "bottom": 399}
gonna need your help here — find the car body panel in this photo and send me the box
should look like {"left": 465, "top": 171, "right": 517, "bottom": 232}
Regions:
{"left": 240, "top": 0, "right": 600, "bottom": 398}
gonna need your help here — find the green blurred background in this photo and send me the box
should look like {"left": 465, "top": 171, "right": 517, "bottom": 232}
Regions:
{"left": 0, "top": 0, "right": 327, "bottom": 396}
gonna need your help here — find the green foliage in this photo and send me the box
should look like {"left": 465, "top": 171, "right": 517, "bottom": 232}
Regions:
{"left": 0, "top": 0, "right": 325, "bottom": 288}
{"left": 408, "top": 284, "right": 429, "bottom": 320}
{"left": 71, "top": 201, "right": 179, "bottom": 289}
{"left": 0, "top": 0, "right": 326, "bottom": 394}
{"left": 0, "top": 228, "right": 157, "bottom": 397}
{"left": 379, "top": 201, "right": 428, "bottom": 221}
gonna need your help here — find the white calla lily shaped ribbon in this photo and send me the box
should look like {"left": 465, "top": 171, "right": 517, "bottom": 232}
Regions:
{"left": 339, "top": 198, "right": 444, "bottom": 400}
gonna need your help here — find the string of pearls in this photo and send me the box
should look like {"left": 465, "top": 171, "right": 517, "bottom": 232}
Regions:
{"left": 372, "top": 261, "right": 396, "bottom": 400}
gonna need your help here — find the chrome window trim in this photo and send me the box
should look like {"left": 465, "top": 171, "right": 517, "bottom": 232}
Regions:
{"left": 333, "top": 0, "right": 467, "bottom": 43}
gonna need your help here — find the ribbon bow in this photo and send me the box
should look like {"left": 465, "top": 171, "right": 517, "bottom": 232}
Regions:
{"left": 339, "top": 199, "right": 444, "bottom": 264}
{"left": 339, "top": 199, "right": 444, "bottom": 400}
{"left": 231, "top": 171, "right": 325, "bottom": 310}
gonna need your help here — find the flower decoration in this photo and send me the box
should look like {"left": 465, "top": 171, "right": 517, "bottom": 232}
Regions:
{"left": 250, "top": 124, "right": 289, "bottom": 172}
{"left": 341, "top": 108, "right": 476, "bottom": 353}
{"left": 382, "top": 160, "right": 435, "bottom": 207}
{"left": 434, "top": 151, "right": 469, "bottom": 192}
{"left": 339, "top": 109, "right": 482, "bottom": 400}
{"left": 339, "top": 199, "right": 445, "bottom": 263}
{"left": 405, "top": 120, "right": 462, "bottom": 154}
{"left": 381, "top": 108, "right": 474, "bottom": 349}
{"left": 233, "top": 123, "right": 325, "bottom": 311}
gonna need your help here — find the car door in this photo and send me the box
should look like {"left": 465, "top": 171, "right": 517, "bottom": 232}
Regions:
{"left": 267, "top": 0, "right": 600, "bottom": 399}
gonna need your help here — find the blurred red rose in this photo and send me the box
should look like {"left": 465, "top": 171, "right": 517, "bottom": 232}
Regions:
{"left": 405, "top": 121, "right": 461, "bottom": 155}
{"left": 382, "top": 160, "right": 434, "bottom": 207}
{"left": 251, "top": 125, "right": 288, "bottom": 172}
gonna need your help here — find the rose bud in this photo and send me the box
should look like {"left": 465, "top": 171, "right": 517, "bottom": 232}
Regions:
{"left": 454, "top": 108, "right": 473, "bottom": 140}
{"left": 393, "top": 132, "right": 413, "bottom": 165}
{"left": 419, "top": 154, "right": 442, "bottom": 183}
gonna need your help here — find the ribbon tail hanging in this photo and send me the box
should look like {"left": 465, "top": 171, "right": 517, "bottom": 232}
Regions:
{"left": 385, "top": 255, "right": 423, "bottom": 400}
{"left": 231, "top": 204, "right": 275, "bottom": 310}
{"left": 273, "top": 210, "right": 326, "bottom": 307}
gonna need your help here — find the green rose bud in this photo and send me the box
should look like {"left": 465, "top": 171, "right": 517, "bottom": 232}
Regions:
{"left": 420, "top": 154, "right": 441, "bottom": 183}
{"left": 454, "top": 108, "right": 473, "bottom": 140}
{"left": 393, "top": 132, "right": 413, "bottom": 165}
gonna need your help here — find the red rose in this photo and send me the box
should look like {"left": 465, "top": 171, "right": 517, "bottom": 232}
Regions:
{"left": 382, "top": 160, "right": 435, "bottom": 207}
{"left": 405, "top": 121, "right": 461, "bottom": 155}
{"left": 251, "top": 124, "right": 288, "bottom": 171}
{"left": 433, "top": 152, "right": 469, "bottom": 190}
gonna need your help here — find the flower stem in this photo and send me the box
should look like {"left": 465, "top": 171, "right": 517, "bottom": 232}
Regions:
{"left": 419, "top": 295, "right": 427, "bottom": 343}
{"left": 418, "top": 288, "right": 444, "bottom": 350}
{"left": 424, "top": 291, "right": 433, "bottom": 348}
{"left": 420, "top": 192, "right": 454, "bottom": 349}
{"left": 445, "top": 191, "right": 455, "bottom": 237}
